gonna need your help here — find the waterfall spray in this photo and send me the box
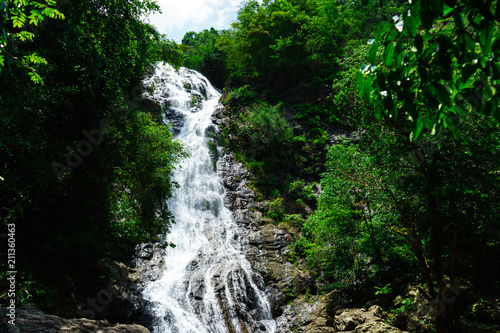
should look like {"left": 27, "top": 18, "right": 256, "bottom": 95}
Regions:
{"left": 142, "top": 64, "right": 276, "bottom": 333}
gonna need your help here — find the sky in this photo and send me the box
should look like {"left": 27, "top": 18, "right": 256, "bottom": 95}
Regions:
{"left": 146, "top": 0, "right": 243, "bottom": 43}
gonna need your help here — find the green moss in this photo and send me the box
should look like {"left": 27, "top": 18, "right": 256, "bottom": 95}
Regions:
{"left": 207, "top": 140, "right": 218, "bottom": 169}
{"left": 146, "top": 84, "right": 155, "bottom": 95}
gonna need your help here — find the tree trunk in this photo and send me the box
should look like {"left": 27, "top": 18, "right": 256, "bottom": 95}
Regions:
{"left": 433, "top": 281, "right": 461, "bottom": 333}
{"left": 422, "top": 154, "right": 462, "bottom": 333}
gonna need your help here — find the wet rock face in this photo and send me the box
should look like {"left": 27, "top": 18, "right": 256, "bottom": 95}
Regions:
{"left": 131, "top": 243, "right": 166, "bottom": 284}
{"left": 98, "top": 244, "right": 165, "bottom": 330}
{"left": 0, "top": 305, "right": 150, "bottom": 333}
{"left": 163, "top": 107, "right": 186, "bottom": 135}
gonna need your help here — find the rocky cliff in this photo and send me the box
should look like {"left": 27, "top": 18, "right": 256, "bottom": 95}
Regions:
{"left": 213, "top": 103, "right": 408, "bottom": 333}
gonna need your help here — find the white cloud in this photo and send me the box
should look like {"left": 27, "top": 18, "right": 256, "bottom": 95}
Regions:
{"left": 146, "top": 0, "right": 241, "bottom": 42}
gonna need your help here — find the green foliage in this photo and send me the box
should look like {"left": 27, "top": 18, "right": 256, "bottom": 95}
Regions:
{"left": 190, "top": 95, "right": 197, "bottom": 108}
{"left": 212, "top": 0, "right": 405, "bottom": 202}
{"left": 0, "top": 0, "right": 186, "bottom": 314}
{"left": 374, "top": 283, "right": 392, "bottom": 296}
{"left": 239, "top": 102, "right": 293, "bottom": 157}
{"left": 267, "top": 197, "right": 285, "bottom": 222}
{"left": 296, "top": 140, "right": 418, "bottom": 294}
{"left": 359, "top": 0, "right": 500, "bottom": 139}
{"left": 216, "top": 0, "right": 325, "bottom": 76}
{"left": 270, "top": 189, "right": 281, "bottom": 198}
{"left": 216, "top": 0, "right": 402, "bottom": 80}
{"left": 0, "top": 272, "right": 48, "bottom": 307}
{"left": 182, "top": 28, "right": 227, "bottom": 88}
{"left": 391, "top": 297, "right": 413, "bottom": 315}
{"left": 286, "top": 179, "right": 306, "bottom": 197}
{"left": 224, "top": 85, "right": 257, "bottom": 107}
{"left": 0, "top": 0, "right": 65, "bottom": 84}
{"left": 294, "top": 103, "right": 339, "bottom": 123}
{"left": 207, "top": 140, "right": 218, "bottom": 169}
{"left": 282, "top": 213, "right": 305, "bottom": 229}
{"left": 285, "top": 179, "right": 318, "bottom": 204}
{"left": 108, "top": 111, "right": 187, "bottom": 251}
{"left": 354, "top": 1, "right": 500, "bottom": 330}
{"left": 331, "top": 44, "right": 374, "bottom": 126}
{"left": 282, "top": 283, "right": 298, "bottom": 305}
{"left": 297, "top": 114, "right": 499, "bottom": 326}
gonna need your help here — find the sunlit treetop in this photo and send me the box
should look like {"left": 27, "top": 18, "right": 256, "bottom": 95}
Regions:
{"left": 0, "top": 0, "right": 66, "bottom": 83}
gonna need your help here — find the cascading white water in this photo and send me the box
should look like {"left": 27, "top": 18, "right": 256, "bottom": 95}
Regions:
{"left": 142, "top": 64, "right": 276, "bottom": 333}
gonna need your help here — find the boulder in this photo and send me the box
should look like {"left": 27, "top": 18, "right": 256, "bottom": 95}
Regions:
{"left": 335, "top": 308, "right": 381, "bottom": 331}
{"left": 353, "top": 321, "right": 408, "bottom": 333}
{"left": 369, "top": 305, "right": 385, "bottom": 318}
{"left": 0, "top": 305, "right": 150, "bottom": 333}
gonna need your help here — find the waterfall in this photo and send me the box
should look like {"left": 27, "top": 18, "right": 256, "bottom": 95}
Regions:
{"left": 142, "top": 64, "right": 276, "bottom": 333}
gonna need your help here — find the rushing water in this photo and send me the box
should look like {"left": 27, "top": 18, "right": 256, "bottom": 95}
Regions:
{"left": 142, "top": 64, "right": 276, "bottom": 333}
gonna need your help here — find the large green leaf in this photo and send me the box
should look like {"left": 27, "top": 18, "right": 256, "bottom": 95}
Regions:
{"left": 463, "top": 32, "right": 476, "bottom": 52}
{"left": 478, "top": 20, "right": 495, "bottom": 54}
{"left": 363, "top": 78, "right": 374, "bottom": 104}
{"left": 357, "top": 70, "right": 366, "bottom": 97}
{"left": 492, "top": 102, "right": 500, "bottom": 122}
{"left": 383, "top": 42, "right": 395, "bottom": 67}
{"left": 460, "top": 63, "right": 477, "bottom": 88}
{"left": 420, "top": 7, "right": 435, "bottom": 29}
{"left": 368, "top": 40, "right": 380, "bottom": 64}
{"left": 377, "top": 20, "right": 394, "bottom": 38}
{"left": 443, "top": 3, "right": 454, "bottom": 16}
{"left": 404, "top": 14, "right": 417, "bottom": 37}
{"left": 412, "top": 116, "right": 424, "bottom": 141}
{"left": 433, "top": 82, "right": 451, "bottom": 106}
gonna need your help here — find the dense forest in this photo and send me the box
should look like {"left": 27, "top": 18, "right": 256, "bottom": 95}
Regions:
{"left": 0, "top": 0, "right": 186, "bottom": 315}
{"left": 1, "top": 0, "right": 499, "bottom": 332}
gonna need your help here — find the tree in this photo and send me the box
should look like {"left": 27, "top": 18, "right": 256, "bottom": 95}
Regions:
{"left": 0, "top": 0, "right": 186, "bottom": 314}
{"left": 302, "top": 112, "right": 499, "bottom": 332}
{"left": 358, "top": 0, "right": 500, "bottom": 139}
{"left": 181, "top": 28, "right": 227, "bottom": 88}
{"left": 298, "top": 140, "right": 418, "bottom": 296}
{"left": 0, "top": 0, "right": 65, "bottom": 84}
{"left": 239, "top": 102, "right": 293, "bottom": 157}
{"left": 357, "top": 1, "right": 500, "bottom": 331}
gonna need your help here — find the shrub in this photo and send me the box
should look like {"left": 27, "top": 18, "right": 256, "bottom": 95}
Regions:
{"left": 239, "top": 103, "right": 293, "bottom": 157}
{"left": 225, "top": 85, "right": 257, "bottom": 107}
{"left": 267, "top": 197, "right": 285, "bottom": 222}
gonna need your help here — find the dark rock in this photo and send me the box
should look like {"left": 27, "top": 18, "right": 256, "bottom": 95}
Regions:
{"left": 391, "top": 313, "right": 408, "bottom": 331}
{"left": 108, "top": 294, "right": 155, "bottom": 328}
{"left": 97, "top": 244, "right": 165, "bottom": 329}
{"left": 0, "top": 305, "right": 150, "bottom": 333}
{"left": 163, "top": 107, "right": 186, "bottom": 135}
{"left": 137, "top": 98, "right": 162, "bottom": 122}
